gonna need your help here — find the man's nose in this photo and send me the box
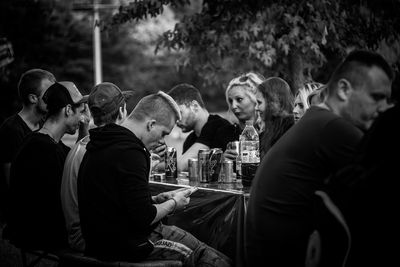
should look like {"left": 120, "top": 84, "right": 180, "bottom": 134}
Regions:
{"left": 378, "top": 99, "right": 392, "bottom": 113}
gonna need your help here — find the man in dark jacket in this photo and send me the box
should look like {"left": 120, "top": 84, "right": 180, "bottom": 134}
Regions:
{"left": 78, "top": 91, "right": 231, "bottom": 266}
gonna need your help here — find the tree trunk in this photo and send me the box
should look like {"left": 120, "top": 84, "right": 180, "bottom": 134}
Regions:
{"left": 288, "top": 49, "right": 305, "bottom": 96}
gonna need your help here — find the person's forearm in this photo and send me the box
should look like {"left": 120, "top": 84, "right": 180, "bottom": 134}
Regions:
{"left": 151, "top": 198, "right": 176, "bottom": 224}
{"left": 77, "top": 123, "right": 89, "bottom": 143}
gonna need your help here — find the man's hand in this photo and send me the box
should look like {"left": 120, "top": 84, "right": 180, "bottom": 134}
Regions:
{"left": 172, "top": 190, "right": 191, "bottom": 210}
{"left": 223, "top": 148, "right": 238, "bottom": 161}
{"left": 151, "top": 140, "right": 166, "bottom": 161}
{"left": 152, "top": 187, "right": 189, "bottom": 204}
{"left": 77, "top": 103, "right": 91, "bottom": 142}
{"left": 151, "top": 187, "right": 191, "bottom": 224}
{"left": 80, "top": 103, "right": 91, "bottom": 125}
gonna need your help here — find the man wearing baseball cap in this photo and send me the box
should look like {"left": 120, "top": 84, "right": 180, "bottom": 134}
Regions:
{"left": 6, "top": 81, "right": 89, "bottom": 251}
{"left": 61, "top": 82, "right": 133, "bottom": 252}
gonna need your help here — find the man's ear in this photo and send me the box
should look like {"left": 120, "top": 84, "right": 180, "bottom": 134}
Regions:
{"left": 190, "top": 100, "right": 200, "bottom": 112}
{"left": 28, "top": 94, "right": 38, "bottom": 104}
{"left": 146, "top": 119, "right": 156, "bottom": 132}
{"left": 336, "top": 78, "right": 353, "bottom": 101}
{"left": 118, "top": 104, "right": 127, "bottom": 122}
{"left": 65, "top": 104, "right": 72, "bottom": 117}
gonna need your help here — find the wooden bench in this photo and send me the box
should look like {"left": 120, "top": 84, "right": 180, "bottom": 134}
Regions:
{"left": 18, "top": 248, "right": 182, "bottom": 267}
{"left": 59, "top": 251, "right": 183, "bottom": 267}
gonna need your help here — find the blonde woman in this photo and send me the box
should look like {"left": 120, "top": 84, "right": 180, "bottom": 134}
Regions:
{"left": 215, "top": 72, "right": 265, "bottom": 159}
{"left": 293, "top": 82, "right": 323, "bottom": 122}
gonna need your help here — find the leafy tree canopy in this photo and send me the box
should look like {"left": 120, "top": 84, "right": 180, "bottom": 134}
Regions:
{"left": 111, "top": 0, "right": 400, "bottom": 94}
{"left": 0, "top": 0, "right": 207, "bottom": 120}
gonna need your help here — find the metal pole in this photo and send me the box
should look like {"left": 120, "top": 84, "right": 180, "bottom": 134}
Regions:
{"left": 93, "top": 1, "right": 102, "bottom": 84}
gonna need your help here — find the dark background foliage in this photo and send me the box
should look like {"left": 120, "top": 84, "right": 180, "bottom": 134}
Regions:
{"left": 1, "top": 0, "right": 400, "bottom": 123}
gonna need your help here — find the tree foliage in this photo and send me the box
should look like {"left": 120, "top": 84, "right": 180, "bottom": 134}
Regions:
{"left": 112, "top": 0, "right": 400, "bottom": 93}
{"left": 0, "top": 0, "right": 206, "bottom": 120}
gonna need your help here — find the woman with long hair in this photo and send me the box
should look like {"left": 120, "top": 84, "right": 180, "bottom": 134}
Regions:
{"left": 255, "top": 77, "right": 295, "bottom": 158}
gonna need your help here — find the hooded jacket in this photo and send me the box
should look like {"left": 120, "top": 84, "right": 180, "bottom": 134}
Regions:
{"left": 78, "top": 123, "right": 156, "bottom": 261}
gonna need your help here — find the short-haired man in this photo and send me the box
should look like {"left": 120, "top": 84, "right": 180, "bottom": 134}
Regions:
{"left": 6, "top": 81, "right": 88, "bottom": 251}
{"left": 168, "top": 84, "right": 231, "bottom": 171}
{"left": 0, "top": 69, "right": 55, "bottom": 191}
{"left": 61, "top": 82, "right": 132, "bottom": 252}
{"left": 246, "top": 50, "right": 393, "bottom": 266}
{"left": 78, "top": 91, "right": 232, "bottom": 266}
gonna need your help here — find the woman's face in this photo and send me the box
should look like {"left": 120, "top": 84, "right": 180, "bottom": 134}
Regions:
{"left": 293, "top": 94, "right": 306, "bottom": 122}
{"left": 255, "top": 89, "right": 266, "bottom": 120}
{"left": 227, "top": 85, "right": 256, "bottom": 122}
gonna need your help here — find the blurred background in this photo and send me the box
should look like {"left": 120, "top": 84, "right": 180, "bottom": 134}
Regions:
{"left": 1, "top": 0, "right": 400, "bottom": 152}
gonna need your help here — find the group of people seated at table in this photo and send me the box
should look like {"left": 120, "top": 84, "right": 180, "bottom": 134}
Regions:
{"left": 0, "top": 48, "right": 398, "bottom": 266}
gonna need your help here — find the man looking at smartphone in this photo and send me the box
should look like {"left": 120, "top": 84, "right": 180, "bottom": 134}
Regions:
{"left": 78, "top": 91, "right": 231, "bottom": 266}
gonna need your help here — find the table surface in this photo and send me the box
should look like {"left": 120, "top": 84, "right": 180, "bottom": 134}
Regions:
{"left": 149, "top": 175, "right": 250, "bottom": 195}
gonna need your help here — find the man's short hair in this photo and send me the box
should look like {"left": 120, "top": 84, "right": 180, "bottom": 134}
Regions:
{"left": 89, "top": 82, "right": 134, "bottom": 126}
{"left": 43, "top": 81, "right": 88, "bottom": 117}
{"left": 326, "top": 50, "right": 393, "bottom": 95}
{"left": 18, "top": 69, "right": 56, "bottom": 105}
{"left": 168, "top": 83, "right": 205, "bottom": 108}
{"left": 129, "top": 91, "right": 181, "bottom": 125}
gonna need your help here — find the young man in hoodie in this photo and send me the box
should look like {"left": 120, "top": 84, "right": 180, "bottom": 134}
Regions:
{"left": 61, "top": 82, "right": 132, "bottom": 252}
{"left": 78, "top": 91, "right": 232, "bottom": 266}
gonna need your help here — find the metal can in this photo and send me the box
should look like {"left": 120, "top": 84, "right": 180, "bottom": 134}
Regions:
{"left": 188, "top": 158, "right": 199, "bottom": 182}
{"left": 198, "top": 149, "right": 210, "bottom": 182}
{"left": 165, "top": 146, "right": 177, "bottom": 179}
{"left": 208, "top": 148, "right": 223, "bottom": 182}
{"left": 222, "top": 160, "right": 234, "bottom": 183}
{"left": 227, "top": 141, "right": 240, "bottom": 175}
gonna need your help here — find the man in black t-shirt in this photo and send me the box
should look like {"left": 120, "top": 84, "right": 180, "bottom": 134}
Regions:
{"left": 5, "top": 81, "right": 89, "bottom": 250}
{"left": 0, "top": 69, "right": 55, "bottom": 222}
{"left": 168, "top": 84, "right": 231, "bottom": 172}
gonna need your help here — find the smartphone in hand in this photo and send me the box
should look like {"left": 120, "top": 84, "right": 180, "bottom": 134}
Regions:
{"left": 184, "top": 187, "right": 198, "bottom": 197}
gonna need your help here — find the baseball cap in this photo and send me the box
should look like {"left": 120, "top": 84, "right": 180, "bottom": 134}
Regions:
{"left": 88, "top": 82, "right": 134, "bottom": 118}
{"left": 43, "top": 81, "right": 88, "bottom": 113}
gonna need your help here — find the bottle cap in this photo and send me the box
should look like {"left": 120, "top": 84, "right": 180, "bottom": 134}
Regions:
{"left": 245, "top": 120, "right": 253, "bottom": 125}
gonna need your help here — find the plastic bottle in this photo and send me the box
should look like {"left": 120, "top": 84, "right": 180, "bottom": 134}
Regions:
{"left": 239, "top": 120, "right": 260, "bottom": 186}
